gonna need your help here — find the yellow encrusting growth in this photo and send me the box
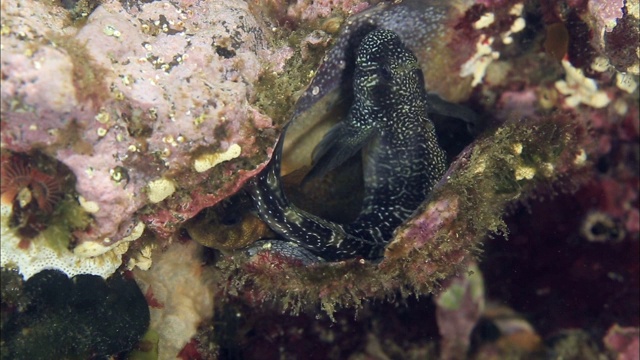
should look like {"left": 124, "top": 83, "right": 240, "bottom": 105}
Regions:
{"left": 147, "top": 178, "right": 176, "bottom": 203}
{"left": 78, "top": 195, "right": 100, "bottom": 213}
{"left": 193, "top": 144, "right": 242, "bottom": 173}
{"left": 515, "top": 166, "right": 536, "bottom": 180}
{"left": 73, "top": 221, "right": 145, "bottom": 258}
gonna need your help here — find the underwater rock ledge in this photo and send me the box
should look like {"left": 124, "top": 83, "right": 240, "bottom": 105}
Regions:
{"left": 218, "top": 111, "right": 589, "bottom": 316}
{"left": 0, "top": 0, "right": 638, "bottom": 358}
{"left": 1, "top": 0, "right": 288, "bottom": 278}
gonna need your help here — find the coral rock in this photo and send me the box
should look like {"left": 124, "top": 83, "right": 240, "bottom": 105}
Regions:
{"left": 1, "top": 0, "right": 287, "bottom": 273}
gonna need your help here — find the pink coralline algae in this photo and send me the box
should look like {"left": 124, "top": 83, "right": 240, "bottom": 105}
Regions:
{"left": 604, "top": 325, "right": 640, "bottom": 360}
{"left": 286, "top": 0, "right": 371, "bottom": 21}
{"left": 1, "top": 0, "right": 291, "bottom": 259}
{"left": 264, "top": 0, "right": 371, "bottom": 24}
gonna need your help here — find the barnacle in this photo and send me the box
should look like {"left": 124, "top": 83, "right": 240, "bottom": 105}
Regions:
{"left": 26, "top": 168, "right": 61, "bottom": 213}
{"left": 1, "top": 151, "right": 65, "bottom": 248}
{"left": 0, "top": 150, "right": 113, "bottom": 280}
{"left": 580, "top": 211, "right": 625, "bottom": 243}
{"left": 1, "top": 153, "right": 61, "bottom": 213}
{"left": 0, "top": 155, "right": 32, "bottom": 207}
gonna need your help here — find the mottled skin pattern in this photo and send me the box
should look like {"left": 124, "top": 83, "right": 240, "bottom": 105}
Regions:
{"left": 248, "top": 30, "right": 446, "bottom": 262}
{"left": 291, "top": 0, "right": 452, "bottom": 121}
{"left": 283, "top": 0, "right": 475, "bottom": 174}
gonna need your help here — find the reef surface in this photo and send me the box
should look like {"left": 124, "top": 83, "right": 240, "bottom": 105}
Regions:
{"left": 1, "top": 0, "right": 638, "bottom": 359}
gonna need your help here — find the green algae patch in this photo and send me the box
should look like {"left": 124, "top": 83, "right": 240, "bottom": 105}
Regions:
{"left": 127, "top": 329, "right": 160, "bottom": 360}
{"left": 252, "top": 8, "right": 351, "bottom": 127}
{"left": 217, "top": 111, "right": 587, "bottom": 319}
{"left": 254, "top": 37, "right": 326, "bottom": 126}
{"left": 1, "top": 149, "right": 90, "bottom": 254}
{"left": 43, "top": 197, "right": 93, "bottom": 251}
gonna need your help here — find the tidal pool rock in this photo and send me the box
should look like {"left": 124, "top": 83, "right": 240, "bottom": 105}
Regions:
{"left": 1, "top": 0, "right": 287, "bottom": 276}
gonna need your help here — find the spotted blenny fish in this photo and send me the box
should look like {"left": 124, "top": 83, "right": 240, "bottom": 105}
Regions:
{"left": 247, "top": 29, "right": 447, "bottom": 263}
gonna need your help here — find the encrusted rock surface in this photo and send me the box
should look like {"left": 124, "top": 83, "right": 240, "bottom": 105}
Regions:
{"left": 1, "top": 0, "right": 290, "bottom": 273}
{"left": 1, "top": 0, "right": 638, "bottom": 358}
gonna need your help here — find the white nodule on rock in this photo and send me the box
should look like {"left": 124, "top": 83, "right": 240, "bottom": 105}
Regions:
{"left": 73, "top": 240, "right": 114, "bottom": 258}
{"left": 78, "top": 195, "right": 100, "bottom": 213}
{"left": 460, "top": 35, "right": 500, "bottom": 87}
{"left": 541, "top": 162, "right": 555, "bottom": 177}
{"left": 127, "top": 242, "right": 155, "bottom": 271}
{"left": 616, "top": 72, "right": 638, "bottom": 94}
{"left": 591, "top": 56, "right": 610, "bottom": 72}
{"left": 122, "top": 221, "right": 146, "bottom": 242}
{"left": 193, "top": 144, "right": 242, "bottom": 173}
{"left": 510, "top": 17, "right": 526, "bottom": 33}
{"left": 147, "top": 178, "right": 176, "bottom": 203}
{"left": 555, "top": 60, "right": 611, "bottom": 108}
{"left": 512, "top": 143, "right": 523, "bottom": 155}
{"left": 515, "top": 166, "right": 536, "bottom": 181}
{"left": 103, "top": 25, "right": 121, "bottom": 38}
{"left": 574, "top": 149, "right": 588, "bottom": 165}
{"left": 473, "top": 13, "right": 495, "bottom": 29}
{"left": 501, "top": 17, "right": 526, "bottom": 45}
{"left": 613, "top": 98, "right": 629, "bottom": 115}
{"left": 95, "top": 110, "right": 110, "bottom": 124}
{"left": 73, "top": 222, "right": 144, "bottom": 258}
{"left": 509, "top": 3, "right": 524, "bottom": 16}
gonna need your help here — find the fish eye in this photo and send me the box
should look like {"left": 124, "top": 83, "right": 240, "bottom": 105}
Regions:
{"left": 378, "top": 64, "right": 392, "bottom": 81}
